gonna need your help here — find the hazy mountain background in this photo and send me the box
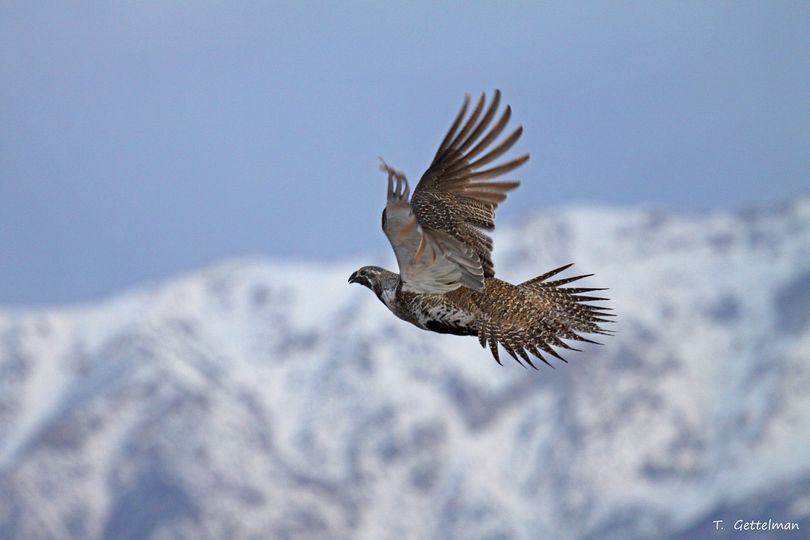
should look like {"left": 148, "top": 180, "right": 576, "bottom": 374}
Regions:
{"left": 1, "top": 200, "right": 808, "bottom": 539}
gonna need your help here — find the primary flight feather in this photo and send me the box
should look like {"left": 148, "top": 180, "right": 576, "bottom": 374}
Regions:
{"left": 349, "top": 90, "right": 613, "bottom": 368}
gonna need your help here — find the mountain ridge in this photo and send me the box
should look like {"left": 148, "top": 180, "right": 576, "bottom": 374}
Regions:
{"left": 1, "top": 199, "right": 809, "bottom": 539}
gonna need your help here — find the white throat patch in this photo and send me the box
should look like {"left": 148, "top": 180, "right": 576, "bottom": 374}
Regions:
{"left": 381, "top": 286, "right": 397, "bottom": 308}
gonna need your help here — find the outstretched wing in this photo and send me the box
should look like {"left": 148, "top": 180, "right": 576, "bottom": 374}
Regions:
{"left": 381, "top": 162, "right": 483, "bottom": 293}
{"left": 410, "top": 90, "right": 529, "bottom": 280}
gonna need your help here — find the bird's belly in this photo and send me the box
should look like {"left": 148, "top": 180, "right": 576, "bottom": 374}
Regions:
{"left": 416, "top": 303, "right": 478, "bottom": 336}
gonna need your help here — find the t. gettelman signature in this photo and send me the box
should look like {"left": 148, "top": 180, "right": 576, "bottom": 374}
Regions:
{"left": 713, "top": 519, "right": 800, "bottom": 532}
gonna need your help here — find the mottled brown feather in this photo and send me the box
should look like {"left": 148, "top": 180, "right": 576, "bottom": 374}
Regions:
{"left": 410, "top": 90, "right": 529, "bottom": 279}
{"left": 394, "top": 264, "right": 612, "bottom": 368}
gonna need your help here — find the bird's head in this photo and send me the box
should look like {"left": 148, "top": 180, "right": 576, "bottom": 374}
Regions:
{"left": 348, "top": 266, "right": 397, "bottom": 298}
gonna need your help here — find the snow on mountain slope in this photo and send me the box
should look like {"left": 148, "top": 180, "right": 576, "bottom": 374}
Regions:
{"left": 1, "top": 200, "right": 809, "bottom": 540}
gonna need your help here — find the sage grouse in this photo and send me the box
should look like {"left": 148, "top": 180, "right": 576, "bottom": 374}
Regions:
{"left": 349, "top": 90, "right": 613, "bottom": 368}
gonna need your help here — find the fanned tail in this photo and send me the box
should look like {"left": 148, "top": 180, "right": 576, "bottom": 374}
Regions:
{"left": 477, "top": 264, "right": 614, "bottom": 369}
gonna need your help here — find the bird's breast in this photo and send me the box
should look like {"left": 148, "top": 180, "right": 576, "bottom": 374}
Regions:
{"left": 414, "top": 299, "right": 478, "bottom": 336}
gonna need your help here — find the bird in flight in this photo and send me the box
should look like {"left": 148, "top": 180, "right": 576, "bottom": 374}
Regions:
{"left": 349, "top": 90, "right": 613, "bottom": 368}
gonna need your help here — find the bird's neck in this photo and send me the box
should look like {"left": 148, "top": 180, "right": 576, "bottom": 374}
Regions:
{"left": 375, "top": 277, "right": 401, "bottom": 309}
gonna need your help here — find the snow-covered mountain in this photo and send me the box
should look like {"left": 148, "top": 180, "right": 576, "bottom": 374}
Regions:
{"left": 1, "top": 200, "right": 809, "bottom": 540}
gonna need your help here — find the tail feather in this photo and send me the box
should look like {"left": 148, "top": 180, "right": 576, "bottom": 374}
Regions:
{"left": 521, "top": 263, "right": 574, "bottom": 284}
{"left": 477, "top": 265, "right": 613, "bottom": 367}
{"left": 477, "top": 319, "right": 502, "bottom": 365}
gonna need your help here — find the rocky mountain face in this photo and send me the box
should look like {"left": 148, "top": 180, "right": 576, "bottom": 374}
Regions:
{"left": 1, "top": 200, "right": 809, "bottom": 540}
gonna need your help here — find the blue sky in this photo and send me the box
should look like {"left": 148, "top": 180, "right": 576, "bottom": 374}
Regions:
{"left": 1, "top": 2, "right": 808, "bottom": 306}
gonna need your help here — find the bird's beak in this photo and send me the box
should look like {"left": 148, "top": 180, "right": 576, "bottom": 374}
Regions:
{"left": 348, "top": 271, "right": 359, "bottom": 284}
